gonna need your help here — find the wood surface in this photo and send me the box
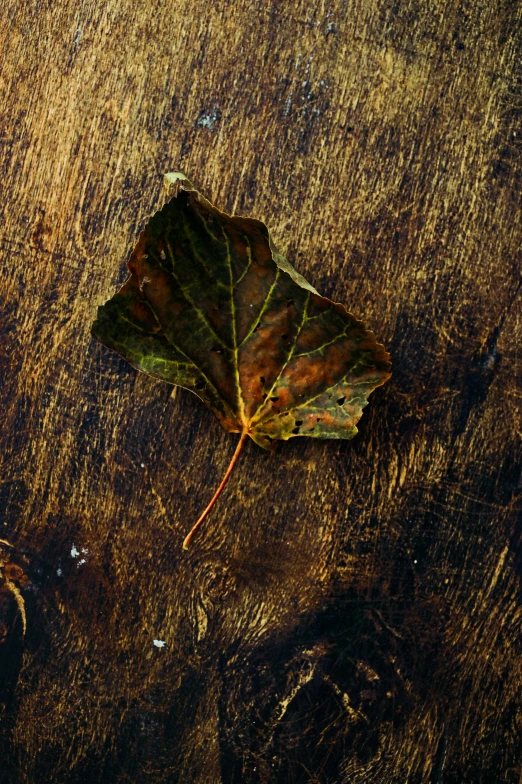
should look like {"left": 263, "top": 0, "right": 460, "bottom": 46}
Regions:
{"left": 1, "top": 0, "right": 521, "bottom": 781}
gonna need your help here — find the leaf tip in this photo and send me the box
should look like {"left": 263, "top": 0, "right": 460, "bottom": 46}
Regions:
{"left": 164, "top": 171, "right": 197, "bottom": 194}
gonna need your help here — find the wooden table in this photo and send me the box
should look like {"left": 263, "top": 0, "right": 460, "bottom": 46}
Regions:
{"left": 1, "top": 1, "right": 521, "bottom": 781}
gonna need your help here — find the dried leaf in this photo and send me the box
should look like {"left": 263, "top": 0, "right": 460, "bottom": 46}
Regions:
{"left": 92, "top": 174, "right": 391, "bottom": 547}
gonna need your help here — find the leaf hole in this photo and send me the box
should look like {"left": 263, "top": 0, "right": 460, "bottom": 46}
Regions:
{"left": 195, "top": 380, "right": 205, "bottom": 390}
{"left": 262, "top": 393, "right": 268, "bottom": 400}
{"left": 270, "top": 396, "right": 279, "bottom": 403}
{"left": 295, "top": 420, "right": 303, "bottom": 427}
{"left": 308, "top": 427, "right": 315, "bottom": 431}
{"left": 292, "top": 426, "right": 301, "bottom": 434}
{"left": 316, "top": 417, "right": 321, "bottom": 422}
{"left": 260, "top": 376, "right": 265, "bottom": 384}
{"left": 281, "top": 334, "right": 288, "bottom": 340}
{"left": 210, "top": 346, "right": 223, "bottom": 354}
{"left": 337, "top": 396, "right": 346, "bottom": 406}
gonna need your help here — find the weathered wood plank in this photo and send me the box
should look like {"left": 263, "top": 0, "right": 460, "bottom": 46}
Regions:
{"left": 1, "top": 0, "right": 521, "bottom": 781}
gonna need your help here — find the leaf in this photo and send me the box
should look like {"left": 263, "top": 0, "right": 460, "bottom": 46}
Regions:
{"left": 92, "top": 173, "right": 391, "bottom": 547}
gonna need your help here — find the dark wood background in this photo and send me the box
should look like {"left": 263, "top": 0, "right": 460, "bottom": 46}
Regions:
{"left": 1, "top": 1, "right": 521, "bottom": 781}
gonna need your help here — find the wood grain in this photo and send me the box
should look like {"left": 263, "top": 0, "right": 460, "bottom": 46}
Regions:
{"left": 1, "top": 0, "right": 521, "bottom": 781}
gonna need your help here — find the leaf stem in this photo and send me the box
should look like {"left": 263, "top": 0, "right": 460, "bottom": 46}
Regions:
{"left": 182, "top": 431, "right": 248, "bottom": 550}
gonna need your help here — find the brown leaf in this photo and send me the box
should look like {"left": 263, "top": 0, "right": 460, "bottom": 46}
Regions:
{"left": 92, "top": 174, "right": 391, "bottom": 546}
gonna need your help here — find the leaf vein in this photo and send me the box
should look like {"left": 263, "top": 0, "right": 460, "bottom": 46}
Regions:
{"left": 251, "top": 291, "right": 311, "bottom": 423}
{"left": 238, "top": 268, "right": 281, "bottom": 347}
{"left": 223, "top": 229, "right": 247, "bottom": 427}
{"left": 165, "top": 240, "right": 231, "bottom": 350}
{"left": 292, "top": 329, "right": 350, "bottom": 359}
{"left": 234, "top": 234, "right": 253, "bottom": 287}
